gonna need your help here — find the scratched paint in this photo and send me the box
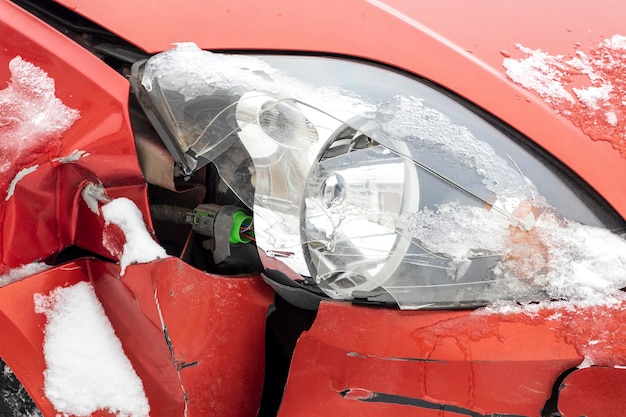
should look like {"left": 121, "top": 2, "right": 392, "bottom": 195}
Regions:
{"left": 503, "top": 35, "right": 626, "bottom": 156}
{"left": 414, "top": 299, "right": 626, "bottom": 367}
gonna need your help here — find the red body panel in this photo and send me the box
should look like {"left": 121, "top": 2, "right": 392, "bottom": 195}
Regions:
{"left": 1, "top": 1, "right": 625, "bottom": 417}
{"left": 1, "top": 3, "right": 276, "bottom": 415}
{"left": 0, "top": 0, "right": 147, "bottom": 271}
{"left": 279, "top": 301, "right": 626, "bottom": 417}
{"left": 0, "top": 257, "right": 273, "bottom": 416}
{"left": 558, "top": 367, "right": 626, "bottom": 417}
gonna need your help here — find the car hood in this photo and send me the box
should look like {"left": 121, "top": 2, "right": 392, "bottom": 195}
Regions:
{"left": 53, "top": 0, "right": 623, "bottom": 72}
{"left": 54, "top": 0, "right": 626, "bottom": 218}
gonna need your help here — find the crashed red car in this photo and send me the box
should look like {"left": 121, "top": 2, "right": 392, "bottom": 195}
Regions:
{"left": 1, "top": 0, "right": 626, "bottom": 416}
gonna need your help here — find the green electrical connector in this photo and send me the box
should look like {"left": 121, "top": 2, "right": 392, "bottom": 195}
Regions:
{"left": 186, "top": 203, "right": 254, "bottom": 264}
{"left": 230, "top": 210, "right": 254, "bottom": 244}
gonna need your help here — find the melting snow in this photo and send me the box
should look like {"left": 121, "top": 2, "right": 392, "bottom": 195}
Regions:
{"left": 0, "top": 262, "right": 50, "bottom": 287}
{"left": 503, "top": 34, "right": 626, "bottom": 156}
{"left": 503, "top": 45, "right": 576, "bottom": 104}
{"left": 34, "top": 281, "right": 150, "bottom": 417}
{"left": 0, "top": 56, "right": 79, "bottom": 177}
{"left": 101, "top": 197, "right": 168, "bottom": 274}
{"left": 475, "top": 295, "right": 626, "bottom": 366}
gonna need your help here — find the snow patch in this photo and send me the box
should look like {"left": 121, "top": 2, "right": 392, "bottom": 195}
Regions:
{"left": 503, "top": 45, "right": 575, "bottom": 104}
{"left": 513, "top": 211, "right": 626, "bottom": 302}
{"left": 34, "top": 281, "right": 149, "bottom": 417}
{"left": 606, "top": 111, "right": 618, "bottom": 126}
{"left": 602, "top": 34, "right": 626, "bottom": 50}
{"left": 0, "top": 262, "right": 50, "bottom": 287}
{"left": 573, "top": 83, "right": 613, "bottom": 110}
{"left": 5, "top": 165, "right": 38, "bottom": 201}
{"left": 503, "top": 35, "right": 626, "bottom": 156}
{"left": 101, "top": 198, "right": 168, "bottom": 274}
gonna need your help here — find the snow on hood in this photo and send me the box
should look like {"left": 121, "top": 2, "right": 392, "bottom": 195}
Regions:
{"left": 504, "top": 34, "right": 626, "bottom": 157}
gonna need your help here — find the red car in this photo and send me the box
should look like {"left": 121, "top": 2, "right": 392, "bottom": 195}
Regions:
{"left": 1, "top": 0, "right": 626, "bottom": 416}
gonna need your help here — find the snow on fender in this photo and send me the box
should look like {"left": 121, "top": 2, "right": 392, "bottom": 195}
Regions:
{"left": 101, "top": 197, "right": 169, "bottom": 275}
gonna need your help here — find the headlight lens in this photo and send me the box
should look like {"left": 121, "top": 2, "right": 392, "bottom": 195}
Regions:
{"left": 132, "top": 43, "right": 626, "bottom": 309}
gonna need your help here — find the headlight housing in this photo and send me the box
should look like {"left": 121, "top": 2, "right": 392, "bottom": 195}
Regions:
{"left": 132, "top": 43, "right": 626, "bottom": 309}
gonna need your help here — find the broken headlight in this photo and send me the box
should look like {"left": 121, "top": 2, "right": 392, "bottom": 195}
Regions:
{"left": 131, "top": 43, "right": 626, "bottom": 309}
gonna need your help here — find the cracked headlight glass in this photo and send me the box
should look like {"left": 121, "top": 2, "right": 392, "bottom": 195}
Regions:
{"left": 132, "top": 43, "right": 626, "bottom": 309}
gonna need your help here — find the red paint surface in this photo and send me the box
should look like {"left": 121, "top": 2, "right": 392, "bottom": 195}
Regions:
{"left": 558, "top": 367, "right": 626, "bottom": 417}
{"left": 279, "top": 301, "right": 626, "bottom": 417}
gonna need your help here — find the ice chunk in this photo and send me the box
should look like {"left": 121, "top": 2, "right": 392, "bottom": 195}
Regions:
{"left": 0, "top": 56, "right": 80, "bottom": 175}
{"left": 496, "top": 210, "right": 626, "bottom": 302}
{"left": 34, "top": 281, "right": 150, "bottom": 417}
{"left": 502, "top": 45, "right": 576, "bottom": 104}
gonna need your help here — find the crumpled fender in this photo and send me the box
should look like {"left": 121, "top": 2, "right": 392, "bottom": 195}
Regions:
{"left": 0, "top": 1, "right": 147, "bottom": 272}
{"left": 0, "top": 257, "right": 274, "bottom": 416}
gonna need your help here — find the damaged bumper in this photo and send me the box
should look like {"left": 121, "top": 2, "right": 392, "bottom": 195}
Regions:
{"left": 0, "top": 258, "right": 273, "bottom": 417}
{"left": 278, "top": 301, "right": 626, "bottom": 417}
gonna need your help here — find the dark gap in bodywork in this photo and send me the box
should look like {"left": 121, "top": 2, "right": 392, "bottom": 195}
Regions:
{"left": 45, "top": 245, "right": 113, "bottom": 266}
{"left": 340, "top": 389, "right": 528, "bottom": 417}
{"left": 12, "top": 0, "right": 146, "bottom": 64}
{"left": 258, "top": 295, "right": 317, "bottom": 417}
{"left": 540, "top": 367, "right": 575, "bottom": 417}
